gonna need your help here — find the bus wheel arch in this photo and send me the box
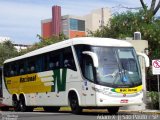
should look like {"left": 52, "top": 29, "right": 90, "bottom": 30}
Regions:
{"left": 68, "top": 90, "right": 82, "bottom": 114}
{"left": 12, "top": 94, "right": 18, "bottom": 101}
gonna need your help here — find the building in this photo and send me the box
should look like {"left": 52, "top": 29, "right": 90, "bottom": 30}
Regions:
{"left": 84, "top": 8, "right": 111, "bottom": 32}
{"left": 61, "top": 15, "right": 85, "bottom": 38}
{"left": 41, "top": 6, "right": 111, "bottom": 39}
{"left": 52, "top": 6, "right": 61, "bottom": 36}
{"left": 41, "top": 6, "right": 61, "bottom": 38}
{"left": 41, "top": 19, "right": 53, "bottom": 38}
{"left": 13, "top": 44, "right": 29, "bottom": 52}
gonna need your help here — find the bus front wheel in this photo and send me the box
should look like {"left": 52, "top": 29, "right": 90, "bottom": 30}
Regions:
{"left": 107, "top": 107, "right": 119, "bottom": 114}
{"left": 69, "top": 93, "right": 82, "bottom": 114}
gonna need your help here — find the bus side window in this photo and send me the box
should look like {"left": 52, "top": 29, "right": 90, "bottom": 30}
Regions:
{"left": 9, "top": 63, "right": 18, "bottom": 77}
{"left": 36, "top": 55, "right": 43, "bottom": 72}
{"left": 49, "top": 62, "right": 55, "bottom": 69}
{"left": 19, "top": 63, "right": 25, "bottom": 75}
{"left": 10, "top": 70, "right": 14, "bottom": 76}
{"left": 28, "top": 58, "right": 36, "bottom": 73}
{"left": 63, "top": 47, "right": 77, "bottom": 71}
{"left": 48, "top": 50, "right": 60, "bottom": 70}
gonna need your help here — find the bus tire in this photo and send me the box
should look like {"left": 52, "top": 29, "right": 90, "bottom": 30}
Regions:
{"left": 19, "top": 97, "right": 33, "bottom": 112}
{"left": 107, "top": 107, "right": 119, "bottom": 114}
{"left": 69, "top": 92, "right": 82, "bottom": 114}
{"left": 12, "top": 98, "right": 19, "bottom": 111}
{"left": 44, "top": 107, "right": 60, "bottom": 112}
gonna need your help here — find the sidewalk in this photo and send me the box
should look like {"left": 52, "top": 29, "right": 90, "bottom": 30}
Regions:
{"left": 119, "top": 109, "right": 160, "bottom": 114}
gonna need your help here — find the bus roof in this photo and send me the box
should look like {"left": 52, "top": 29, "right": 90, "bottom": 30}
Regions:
{"left": 4, "top": 37, "right": 133, "bottom": 64}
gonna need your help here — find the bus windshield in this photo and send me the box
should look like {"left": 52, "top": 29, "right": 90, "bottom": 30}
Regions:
{"left": 74, "top": 45, "right": 142, "bottom": 88}
{"left": 92, "top": 47, "right": 141, "bottom": 88}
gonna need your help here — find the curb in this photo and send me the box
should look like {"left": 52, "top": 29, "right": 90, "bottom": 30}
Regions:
{"left": 119, "top": 110, "right": 160, "bottom": 115}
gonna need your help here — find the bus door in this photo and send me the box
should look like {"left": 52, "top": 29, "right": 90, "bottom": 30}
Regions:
{"left": 82, "top": 55, "right": 96, "bottom": 106}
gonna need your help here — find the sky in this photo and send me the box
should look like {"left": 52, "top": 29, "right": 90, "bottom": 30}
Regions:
{"left": 0, "top": 0, "right": 157, "bottom": 45}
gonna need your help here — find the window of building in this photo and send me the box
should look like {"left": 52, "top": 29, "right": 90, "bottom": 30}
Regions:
{"left": 78, "top": 20, "right": 85, "bottom": 31}
{"left": 70, "top": 18, "right": 78, "bottom": 30}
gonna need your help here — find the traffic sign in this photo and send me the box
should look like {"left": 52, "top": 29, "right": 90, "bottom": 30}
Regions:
{"left": 152, "top": 59, "right": 160, "bottom": 75}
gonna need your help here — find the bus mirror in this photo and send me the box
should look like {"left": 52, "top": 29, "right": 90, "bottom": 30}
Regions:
{"left": 82, "top": 51, "right": 99, "bottom": 68}
{"left": 137, "top": 52, "right": 150, "bottom": 67}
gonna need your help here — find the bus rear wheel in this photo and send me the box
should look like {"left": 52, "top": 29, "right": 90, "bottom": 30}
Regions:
{"left": 12, "top": 99, "right": 19, "bottom": 111}
{"left": 69, "top": 93, "right": 82, "bottom": 114}
{"left": 107, "top": 107, "right": 119, "bottom": 114}
{"left": 44, "top": 107, "right": 60, "bottom": 112}
{"left": 19, "top": 98, "right": 33, "bottom": 112}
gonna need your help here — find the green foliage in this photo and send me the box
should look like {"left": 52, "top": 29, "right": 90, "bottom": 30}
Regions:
{"left": 20, "top": 34, "right": 68, "bottom": 54}
{"left": 0, "top": 34, "right": 67, "bottom": 65}
{"left": 90, "top": 10, "right": 160, "bottom": 59}
{"left": 147, "top": 91, "right": 159, "bottom": 109}
{"left": 0, "top": 41, "right": 19, "bottom": 66}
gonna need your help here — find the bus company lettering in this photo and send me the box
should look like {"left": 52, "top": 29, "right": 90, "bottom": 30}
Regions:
{"left": 120, "top": 88, "right": 137, "bottom": 92}
{"left": 111, "top": 85, "right": 142, "bottom": 94}
{"left": 20, "top": 75, "right": 36, "bottom": 83}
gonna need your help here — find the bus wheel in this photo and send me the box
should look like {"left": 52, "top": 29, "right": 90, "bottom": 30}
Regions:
{"left": 107, "top": 107, "right": 119, "bottom": 114}
{"left": 69, "top": 93, "right": 82, "bottom": 114}
{"left": 12, "top": 99, "right": 19, "bottom": 111}
{"left": 19, "top": 98, "right": 33, "bottom": 112}
{"left": 44, "top": 107, "right": 60, "bottom": 112}
{"left": 19, "top": 98, "right": 27, "bottom": 112}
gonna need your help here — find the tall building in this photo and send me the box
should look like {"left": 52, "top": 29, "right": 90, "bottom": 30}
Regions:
{"left": 84, "top": 8, "right": 111, "bottom": 32}
{"left": 41, "top": 5, "right": 62, "bottom": 39}
{"left": 41, "top": 6, "right": 111, "bottom": 39}
{"left": 52, "top": 6, "right": 61, "bottom": 36}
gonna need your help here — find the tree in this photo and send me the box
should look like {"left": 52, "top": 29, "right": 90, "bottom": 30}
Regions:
{"left": 140, "top": 0, "right": 160, "bottom": 21}
{"left": 20, "top": 33, "right": 68, "bottom": 54}
{"left": 90, "top": 10, "right": 160, "bottom": 92}
{"left": 90, "top": 10, "right": 160, "bottom": 59}
{"left": 0, "top": 41, "right": 19, "bottom": 66}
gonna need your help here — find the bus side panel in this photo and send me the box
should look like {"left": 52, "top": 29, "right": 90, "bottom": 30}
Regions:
{"left": 24, "top": 69, "right": 82, "bottom": 107}
{"left": 1, "top": 69, "right": 12, "bottom": 106}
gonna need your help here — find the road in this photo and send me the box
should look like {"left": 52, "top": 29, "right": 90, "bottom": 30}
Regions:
{"left": 0, "top": 111, "right": 160, "bottom": 120}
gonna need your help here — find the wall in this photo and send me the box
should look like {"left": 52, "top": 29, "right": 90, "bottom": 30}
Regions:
{"left": 84, "top": 8, "right": 111, "bottom": 32}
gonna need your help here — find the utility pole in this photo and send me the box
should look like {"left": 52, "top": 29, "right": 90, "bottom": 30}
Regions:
{"left": 101, "top": 8, "right": 104, "bottom": 27}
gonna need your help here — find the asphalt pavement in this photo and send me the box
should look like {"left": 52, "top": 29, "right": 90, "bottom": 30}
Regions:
{"left": 0, "top": 111, "right": 160, "bottom": 120}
